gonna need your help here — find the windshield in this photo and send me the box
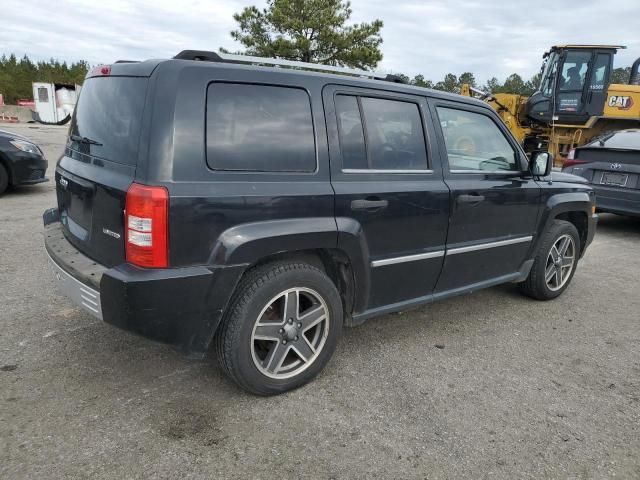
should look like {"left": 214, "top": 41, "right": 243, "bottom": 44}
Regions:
{"left": 539, "top": 52, "right": 559, "bottom": 97}
{"left": 69, "top": 77, "right": 148, "bottom": 165}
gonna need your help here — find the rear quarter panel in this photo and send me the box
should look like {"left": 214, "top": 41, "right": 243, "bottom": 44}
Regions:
{"left": 142, "top": 63, "right": 337, "bottom": 268}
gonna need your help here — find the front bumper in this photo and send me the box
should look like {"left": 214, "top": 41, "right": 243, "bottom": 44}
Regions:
{"left": 9, "top": 151, "right": 48, "bottom": 185}
{"left": 43, "top": 213, "right": 244, "bottom": 356}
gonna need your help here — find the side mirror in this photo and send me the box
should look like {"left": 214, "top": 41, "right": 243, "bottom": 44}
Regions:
{"left": 530, "top": 151, "right": 553, "bottom": 177}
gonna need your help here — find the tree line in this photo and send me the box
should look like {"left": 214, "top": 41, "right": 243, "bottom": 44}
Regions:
{"left": 394, "top": 71, "right": 543, "bottom": 96}
{"left": 0, "top": 0, "right": 635, "bottom": 104}
{"left": 0, "top": 54, "right": 89, "bottom": 104}
{"left": 397, "top": 67, "right": 632, "bottom": 95}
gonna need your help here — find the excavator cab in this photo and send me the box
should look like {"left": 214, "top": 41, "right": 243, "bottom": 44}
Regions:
{"left": 525, "top": 45, "right": 624, "bottom": 125}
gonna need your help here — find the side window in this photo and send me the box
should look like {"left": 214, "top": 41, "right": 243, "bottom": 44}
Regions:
{"left": 590, "top": 53, "right": 610, "bottom": 90}
{"left": 436, "top": 107, "right": 519, "bottom": 172}
{"left": 559, "top": 51, "right": 591, "bottom": 91}
{"left": 335, "top": 95, "right": 367, "bottom": 169}
{"left": 38, "top": 87, "right": 49, "bottom": 103}
{"left": 206, "top": 83, "right": 315, "bottom": 172}
{"left": 360, "top": 97, "right": 428, "bottom": 170}
{"left": 335, "top": 95, "right": 428, "bottom": 171}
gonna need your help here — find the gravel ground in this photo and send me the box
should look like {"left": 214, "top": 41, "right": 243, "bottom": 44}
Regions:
{"left": 1, "top": 123, "right": 639, "bottom": 479}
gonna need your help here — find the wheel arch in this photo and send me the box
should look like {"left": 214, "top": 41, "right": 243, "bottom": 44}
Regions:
{"left": 554, "top": 211, "right": 588, "bottom": 255}
{"left": 536, "top": 191, "right": 594, "bottom": 258}
{"left": 233, "top": 248, "right": 357, "bottom": 326}
{"left": 207, "top": 217, "right": 371, "bottom": 323}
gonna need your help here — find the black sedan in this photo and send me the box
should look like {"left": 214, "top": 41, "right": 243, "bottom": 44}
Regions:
{"left": 0, "top": 128, "right": 48, "bottom": 195}
{"left": 563, "top": 129, "right": 640, "bottom": 217}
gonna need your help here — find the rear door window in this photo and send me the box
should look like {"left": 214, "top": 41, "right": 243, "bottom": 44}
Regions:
{"left": 335, "top": 95, "right": 368, "bottom": 169}
{"left": 335, "top": 94, "right": 428, "bottom": 171}
{"left": 206, "top": 83, "right": 316, "bottom": 172}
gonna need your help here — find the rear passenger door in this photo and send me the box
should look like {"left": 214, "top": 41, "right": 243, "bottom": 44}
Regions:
{"left": 430, "top": 101, "right": 541, "bottom": 293}
{"left": 323, "top": 85, "right": 450, "bottom": 311}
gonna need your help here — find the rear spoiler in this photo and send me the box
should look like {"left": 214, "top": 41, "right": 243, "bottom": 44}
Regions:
{"left": 85, "top": 60, "right": 163, "bottom": 79}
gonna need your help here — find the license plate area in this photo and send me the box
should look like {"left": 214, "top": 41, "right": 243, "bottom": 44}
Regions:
{"left": 601, "top": 172, "right": 628, "bottom": 187}
{"left": 57, "top": 172, "right": 95, "bottom": 241}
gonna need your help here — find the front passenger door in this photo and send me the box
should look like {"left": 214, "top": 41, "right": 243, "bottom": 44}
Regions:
{"left": 431, "top": 102, "right": 541, "bottom": 293}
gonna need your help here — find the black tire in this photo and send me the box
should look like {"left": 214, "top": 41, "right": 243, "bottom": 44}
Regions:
{"left": 519, "top": 220, "right": 581, "bottom": 300}
{"left": 215, "top": 261, "right": 343, "bottom": 395}
{"left": 0, "top": 163, "right": 9, "bottom": 196}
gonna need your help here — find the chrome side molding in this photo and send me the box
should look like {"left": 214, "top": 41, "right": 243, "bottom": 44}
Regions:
{"left": 371, "top": 235, "right": 533, "bottom": 267}
{"left": 446, "top": 236, "right": 533, "bottom": 255}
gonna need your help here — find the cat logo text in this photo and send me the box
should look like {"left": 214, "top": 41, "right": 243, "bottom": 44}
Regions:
{"left": 607, "top": 95, "right": 633, "bottom": 110}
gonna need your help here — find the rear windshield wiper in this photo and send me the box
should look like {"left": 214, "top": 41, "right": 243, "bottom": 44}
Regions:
{"left": 597, "top": 132, "right": 616, "bottom": 146}
{"left": 70, "top": 134, "right": 103, "bottom": 146}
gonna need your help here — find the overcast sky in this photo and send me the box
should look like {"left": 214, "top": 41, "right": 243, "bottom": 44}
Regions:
{"left": 3, "top": 0, "right": 639, "bottom": 83}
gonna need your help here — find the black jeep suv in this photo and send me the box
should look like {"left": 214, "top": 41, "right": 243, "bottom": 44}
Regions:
{"left": 44, "top": 52, "right": 597, "bottom": 395}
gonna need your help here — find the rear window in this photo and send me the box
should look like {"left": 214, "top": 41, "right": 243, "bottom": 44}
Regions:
{"left": 69, "top": 77, "right": 147, "bottom": 165}
{"left": 593, "top": 130, "right": 640, "bottom": 150}
{"left": 206, "top": 83, "right": 316, "bottom": 172}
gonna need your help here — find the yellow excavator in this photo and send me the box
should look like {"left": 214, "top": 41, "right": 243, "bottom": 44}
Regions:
{"left": 461, "top": 45, "right": 640, "bottom": 164}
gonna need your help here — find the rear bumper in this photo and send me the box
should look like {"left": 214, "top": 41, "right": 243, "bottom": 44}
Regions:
{"left": 593, "top": 185, "right": 640, "bottom": 217}
{"left": 585, "top": 212, "right": 598, "bottom": 253}
{"left": 43, "top": 212, "right": 244, "bottom": 356}
{"left": 47, "top": 250, "right": 102, "bottom": 319}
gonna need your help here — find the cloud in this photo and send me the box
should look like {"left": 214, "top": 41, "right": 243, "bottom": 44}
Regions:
{"left": 2, "top": 0, "right": 639, "bottom": 84}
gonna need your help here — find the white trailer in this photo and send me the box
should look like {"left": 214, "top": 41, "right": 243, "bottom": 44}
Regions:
{"left": 32, "top": 82, "right": 81, "bottom": 124}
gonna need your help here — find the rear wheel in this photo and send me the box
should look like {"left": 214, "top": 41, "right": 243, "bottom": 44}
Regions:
{"left": 519, "top": 220, "right": 580, "bottom": 300}
{"left": 0, "top": 163, "right": 9, "bottom": 195}
{"left": 215, "top": 261, "right": 343, "bottom": 395}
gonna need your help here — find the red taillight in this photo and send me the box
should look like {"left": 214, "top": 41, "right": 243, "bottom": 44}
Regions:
{"left": 125, "top": 183, "right": 169, "bottom": 268}
{"left": 563, "top": 149, "right": 587, "bottom": 168}
{"left": 563, "top": 159, "right": 587, "bottom": 168}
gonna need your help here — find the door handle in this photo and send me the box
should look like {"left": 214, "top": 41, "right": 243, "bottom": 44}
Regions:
{"left": 457, "top": 194, "right": 485, "bottom": 204}
{"left": 351, "top": 198, "right": 389, "bottom": 211}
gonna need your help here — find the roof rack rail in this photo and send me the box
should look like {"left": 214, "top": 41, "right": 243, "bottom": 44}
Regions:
{"left": 172, "top": 50, "right": 406, "bottom": 83}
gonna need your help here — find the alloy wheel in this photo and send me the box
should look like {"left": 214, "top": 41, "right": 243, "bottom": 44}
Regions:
{"left": 250, "top": 288, "right": 330, "bottom": 379}
{"left": 545, "top": 234, "right": 576, "bottom": 292}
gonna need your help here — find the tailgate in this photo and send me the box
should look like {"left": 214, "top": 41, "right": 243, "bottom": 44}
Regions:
{"left": 56, "top": 75, "right": 149, "bottom": 267}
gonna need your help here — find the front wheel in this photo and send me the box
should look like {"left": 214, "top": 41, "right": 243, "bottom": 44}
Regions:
{"left": 215, "top": 262, "right": 343, "bottom": 395}
{"left": 519, "top": 220, "right": 580, "bottom": 300}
